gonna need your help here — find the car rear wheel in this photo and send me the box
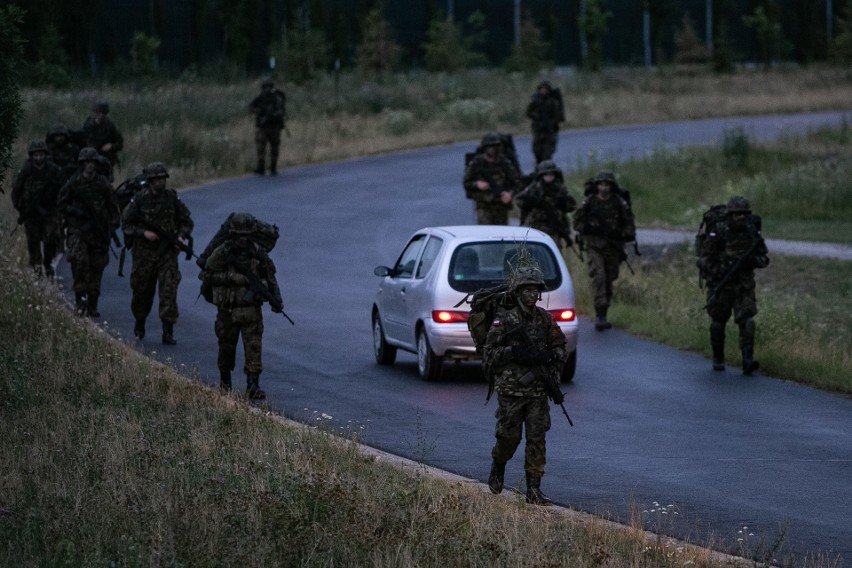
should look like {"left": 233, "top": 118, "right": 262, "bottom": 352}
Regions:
{"left": 373, "top": 314, "right": 397, "bottom": 365}
{"left": 417, "top": 330, "right": 443, "bottom": 382}
{"left": 561, "top": 350, "right": 577, "bottom": 383}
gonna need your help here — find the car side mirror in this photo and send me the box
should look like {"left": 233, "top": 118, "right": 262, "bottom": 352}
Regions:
{"left": 374, "top": 266, "right": 391, "bottom": 277}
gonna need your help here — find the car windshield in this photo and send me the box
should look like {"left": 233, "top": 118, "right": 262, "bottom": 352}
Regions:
{"left": 447, "top": 241, "right": 562, "bottom": 293}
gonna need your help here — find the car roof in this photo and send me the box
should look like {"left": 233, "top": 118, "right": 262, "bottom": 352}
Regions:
{"left": 419, "top": 225, "right": 552, "bottom": 242}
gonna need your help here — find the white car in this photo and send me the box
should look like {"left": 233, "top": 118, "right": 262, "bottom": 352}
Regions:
{"left": 372, "top": 225, "right": 579, "bottom": 381}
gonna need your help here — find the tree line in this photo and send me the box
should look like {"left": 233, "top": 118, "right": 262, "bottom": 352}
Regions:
{"left": 6, "top": 0, "right": 852, "bottom": 87}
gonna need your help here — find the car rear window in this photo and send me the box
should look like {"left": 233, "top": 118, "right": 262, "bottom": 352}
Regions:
{"left": 447, "top": 242, "right": 562, "bottom": 293}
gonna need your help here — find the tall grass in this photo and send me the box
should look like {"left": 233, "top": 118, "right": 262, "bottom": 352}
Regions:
{"left": 13, "top": 65, "right": 852, "bottom": 187}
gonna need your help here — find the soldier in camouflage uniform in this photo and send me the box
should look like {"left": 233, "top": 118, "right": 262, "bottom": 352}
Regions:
{"left": 463, "top": 132, "right": 522, "bottom": 225}
{"left": 249, "top": 78, "right": 287, "bottom": 175}
{"left": 697, "top": 196, "right": 769, "bottom": 374}
{"left": 11, "top": 141, "right": 64, "bottom": 278}
{"left": 515, "top": 160, "right": 577, "bottom": 250}
{"left": 57, "top": 147, "right": 120, "bottom": 317}
{"left": 45, "top": 123, "right": 80, "bottom": 184}
{"left": 121, "top": 162, "right": 194, "bottom": 345}
{"left": 573, "top": 170, "right": 636, "bottom": 331}
{"left": 81, "top": 101, "right": 123, "bottom": 181}
{"left": 200, "top": 213, "right": 284, "bottom": 399}
{"left": 525, "top": 81, "right": 565, "bottom": 164}
{"left": 484, "top": 265, "right": 568, "bottom": 505}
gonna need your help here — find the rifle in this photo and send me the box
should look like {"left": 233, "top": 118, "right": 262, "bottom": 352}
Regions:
{"left": 704, "top": 238, "right": 761, "bottom": 310}
{"left": 133, "top": 218, "right": 197, "bottom": 261}
{"left": 583, "top": 202, "right": 634, "bottom": 274}
{"left": 505, "top": 324, "right": 573, "bottom": 426}
{"left": 9, "top": 202, "right": 49, "bottom": 236}
{"left": 65, "top": 203, "right": 119, "bottom": 259}
{"left": 224, "top": 254, "right": 295, "bottom": 325}
{"left": 117, "top": 236, "right": 127, "bottom": 277}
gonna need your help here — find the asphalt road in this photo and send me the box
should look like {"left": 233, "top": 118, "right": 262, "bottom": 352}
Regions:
{"left": 64, "top": 111, "right": 852, "bottom": 562}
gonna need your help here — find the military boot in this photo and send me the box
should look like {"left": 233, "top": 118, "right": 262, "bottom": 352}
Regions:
{"left": 134, "top": 318, "right": 146, "bottom": 340}
{"left": 86, "top": 294, "right": 100, "bottom": 318}
{"left": 594, "top": 307, "right": 612, "bottom": 331}
{"left": 254, "top": 158, "right": 265, "bottom": 175}
{"left": 220, "top": 370, "right": 232, "bottom": 391}
{"left": 161, "top": 321, "right": 176, "bottom": 346}
{"left": 269, "top": 159, "right": 278, "bottom": 176}
{"left": 525, "top": 475, "right": 553, "bottom": 506}
{"left": 43, "top": 264, "right": 54, "bottom": 281}
{"left": 710, "top": 320, "right": 726, "bottom": 371}
{"left": 246, "top": 373, "right": 266, "bottom": 400}
{"left": 488, "top": 460, "right": 506, "bottom": 494}
{"left": 740, "top": 318, "right": 759, "bottom": 375}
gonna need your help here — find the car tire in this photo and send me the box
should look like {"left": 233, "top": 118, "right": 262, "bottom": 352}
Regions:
{"left": 373, "top": 313, "right": 397, "bottom": 365}
{"left": 417, "top": 330, "right": 443, "bottom": 382}
{"left": 561, "top": 350, "right": 577, "bottom": 383}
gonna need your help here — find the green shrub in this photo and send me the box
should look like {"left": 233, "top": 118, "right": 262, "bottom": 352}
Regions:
{"left": 383, "top": 109, "right": 415, "bottom": 136}
{"left": 444, "top": 98, "right": 495, "bottom": 130}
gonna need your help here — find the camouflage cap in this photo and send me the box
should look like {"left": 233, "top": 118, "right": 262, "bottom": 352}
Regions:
{"left": 726, "top": 195, "right": 752, "bottom": 214}
{"left": 28, "top": 140, "right": 49, "bottom": 155}
{"left": 77, "top": 147, "right": 100, "bottom": 162}
{"left": 143, "top": 161, "right": 169, "bottom": 180}
{"left": 229, "top": 212, "right": 258, "bottom": 235}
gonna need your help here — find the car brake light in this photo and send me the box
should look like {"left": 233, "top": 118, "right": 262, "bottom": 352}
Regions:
{"left": 432, "top": 310, "right": 469, "bottom": 323}
{"left": 548, "top": 309, "right": 576, "bottom": 322}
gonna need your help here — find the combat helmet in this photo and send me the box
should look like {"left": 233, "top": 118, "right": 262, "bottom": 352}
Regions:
{"left": 229, "top": 212, "right": 258, "bottom": 235}
{"left": 47, "top": 123, "right": 70, "bottom": 140}
{"left": 261, "top": 77, "right": 274, "bottom": 88}
{"left": 143, "top": 161, "right": 169, "bottom": 180}
{"left": 726, "top": 195, "right": 752, "bottom": 215}
{"left": 594, "top": 170, "right": 617, "bottom": 184}
{"left": 28, "top": 140, "right": 49, "bottom": 155}
{"left": 481, "top": 131, "right": 502, "bottom": 147}
{"left": 77, "top": 147, "right": 100, "bottom": 162}
{"left": 536, "top": 160, "right": 560, "bottom": 176}
{"left": 92, "top": 101, "right": 109, "bottom": 114}
{"left": 508, "top": 265, "right": 546, "bottom": 293}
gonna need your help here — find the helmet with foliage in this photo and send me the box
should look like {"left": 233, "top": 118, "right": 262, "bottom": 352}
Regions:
{"left": 481, "top": 131, "right": 502, "bottom": 147}
{"left": 594, "top": 170, "right": 617, "bottom": 184}
{"left": 77, "top": 147, "right": 100, "bottom": 162}
{"left": 726, "top": 195, "right": 752, "bottom": 215}
{"left": 535, "top": 160, "right": 559, "bottom": 176}
{"left": 143, "top": 161, "right": 169, "bottom": 180}
{"left": 509, "top": 265, "right": 545, "bottom": 292}
{"left": 229, "top": 212, "right": 258, "bottom": 235}
{"left": 28, "top": 140, "right": 49, "bottom": 155}
{"left": 92, "top": 101, "right": 109, "bottom": 114}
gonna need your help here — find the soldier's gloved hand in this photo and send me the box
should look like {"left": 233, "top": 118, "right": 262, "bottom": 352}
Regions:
{"left": 271, "top": 304, "right": 283, "bottom": 314}
{"left": 511, "top": 345, "right": 535, "bottom": 365}
{"left": 229, "top": 271, "right": 248, "bottom": 286}
{"left": 529, "top": 349, "right": 552, "bottom": 366}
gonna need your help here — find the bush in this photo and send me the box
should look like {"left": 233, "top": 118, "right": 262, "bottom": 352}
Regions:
{"left": 722, "top": 126, "right": 750, "bottom": 168}
{"left": 0, "top": 5, "right": 23, "bottom": 193}
{"left": 383, "top": 109, "right": 415, "bottom": 135}
{"left": 130, "top": 32, "right": 161, "bottom": 75}
{"left": 444, "top": 98, "right": 495, "bottom": 130}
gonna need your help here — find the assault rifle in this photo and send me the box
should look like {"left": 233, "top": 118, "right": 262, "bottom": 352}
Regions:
{"left": 704, "top": 238, "right": 761, "bottom": 310}
{"left": 65, "top": 203, "right": 119, "bottom": 259}
{"left": 582, "top": 202, "right": 636, "bottom": 274}
{"left": 10, "top": 202, "right": 49, "bottom": 236}
{"left": 224, "top": 254, "right": 295, "bottom": 325}
{"left": 505, "top": 324, "right": 573, "bottom": 426}
{"left": 133, "top": 218, "right": 197, "bottom": 262}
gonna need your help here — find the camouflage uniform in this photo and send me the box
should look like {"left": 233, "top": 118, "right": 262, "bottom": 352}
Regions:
{"left": 463, "top": 132, "right": 522, "bottom": 225}
{"left": 483, "top": 267, "right": 567, "bottom": 505}
{"left": 516, "top": 160, "right": 577, "bottom": 249}
{"left": 57, "top": 147, "right": 120, "bottom": 317}
{"left": 525, "top": 81, "right": 564, "bottom": 164}
{"left": 81, "top": 102, "right": 123, "bottom": 181}
{"left": 573, "top": 171, "right": 636, "bottom": 330}
{"left": 11, "top": 141, "right": 64, "bottom": 277}
{"left": 45, "top": 123, "right": 80, "bottom": 184}
{"left": 249, "top": 79, "right": 287, "bottom": 175}
{"left": 121, "top": 162, "right": 194, "bottom": 345}
{"left": 697, "top": 196, "right": 769, "bottom": 374}
{"left": 200, "top": 214, "right": 283, "bottom": 399}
